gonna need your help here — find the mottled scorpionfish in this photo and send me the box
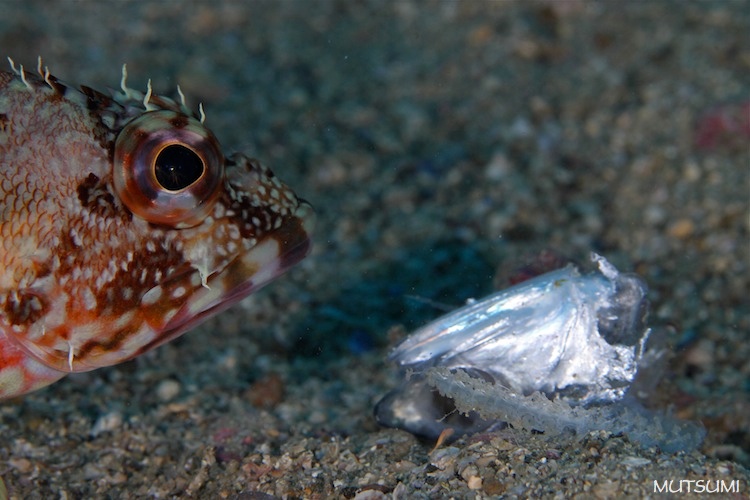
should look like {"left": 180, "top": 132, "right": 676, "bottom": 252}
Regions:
{"left": 0, "top": 59, "right": 313, "bottom": 399}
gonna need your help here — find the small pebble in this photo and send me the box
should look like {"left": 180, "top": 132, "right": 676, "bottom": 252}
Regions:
{"left": 667, "top": 218, "right": 695, "bottom": 239}
{"left": 466, "top": 475, "right": 483, "bottom": 490}
{"left": 621, "top": 456, "right": 651, "bottom": 467}
{"left": 91, "top": 411, "right": 123, "bottom": 437}
{"left": 156, "top": 379, "right": 182, "bottom": 402}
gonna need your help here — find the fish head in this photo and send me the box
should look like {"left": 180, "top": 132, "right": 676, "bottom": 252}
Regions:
{"left": 1, "top": 64, "right": 313, "bottom": 375}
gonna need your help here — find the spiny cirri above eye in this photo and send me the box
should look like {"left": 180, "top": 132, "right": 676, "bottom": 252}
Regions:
{"left": 113, "top": 110, "right": 224, "bottom": 228}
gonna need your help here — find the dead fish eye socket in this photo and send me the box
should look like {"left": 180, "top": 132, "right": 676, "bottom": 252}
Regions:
{"left": 154, "top": 144, "right": 205, "bottom": 191}
{"left": 113, "top": 110, "right": 224, "bottom": 228}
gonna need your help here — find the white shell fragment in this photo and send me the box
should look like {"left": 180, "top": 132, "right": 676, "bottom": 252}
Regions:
{"left": 375, "top": 254, "right": 705, "bottom": 452}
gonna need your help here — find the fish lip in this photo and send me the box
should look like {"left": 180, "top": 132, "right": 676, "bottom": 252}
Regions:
{"left": 128, "top": 202, "right": 315, "bottom": 361}
{"left": 11, "top": 202, "right": 314, "bottom": 374}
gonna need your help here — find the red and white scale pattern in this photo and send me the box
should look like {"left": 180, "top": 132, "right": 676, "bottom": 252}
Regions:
{"left": 0, "top": 59, "right": 313, "bottom": 399}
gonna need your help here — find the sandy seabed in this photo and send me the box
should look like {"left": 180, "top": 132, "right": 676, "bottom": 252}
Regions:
{"left": 1, "top": 1, "right": 748, "bottom": 498}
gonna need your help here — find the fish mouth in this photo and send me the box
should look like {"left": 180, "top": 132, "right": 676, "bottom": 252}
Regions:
{"left": 131, "top": 199, "right": 315, "bottom": 359}
{"left": 10, "top": 201, "right": 314, "bottom": 373}
{"left": 195, "top": 202, "right": 314, "bottom": 315}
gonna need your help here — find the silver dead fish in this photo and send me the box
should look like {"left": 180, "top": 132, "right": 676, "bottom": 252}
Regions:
{"left": 375, "top": 254, "right": 704, "bottom": 452}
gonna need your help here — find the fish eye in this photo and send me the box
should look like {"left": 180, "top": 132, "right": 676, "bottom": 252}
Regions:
{"left": 113, "top": 110, "right": 224, "bottom": 227}
{"left": 154, "top": 144, "right": 205, "bottom": 191}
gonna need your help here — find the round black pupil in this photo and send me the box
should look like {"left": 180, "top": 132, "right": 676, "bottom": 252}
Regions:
{"left": 154, "top": 145, "right": 204, "bottom": 191}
